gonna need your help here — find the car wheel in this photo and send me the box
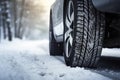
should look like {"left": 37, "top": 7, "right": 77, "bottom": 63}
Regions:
{"left": 63, "top": 0, "right": 105, "bottom": 67}
{"left": 49, "top": 11, "right": 63, "bottom": 56}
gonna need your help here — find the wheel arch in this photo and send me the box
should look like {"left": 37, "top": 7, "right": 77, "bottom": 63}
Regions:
{"left": 92, "top": 0, "right": 120, "bottom": 14}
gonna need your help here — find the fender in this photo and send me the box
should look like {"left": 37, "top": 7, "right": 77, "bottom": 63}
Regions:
{"left": 92, "top": 0, "right": 120, "bottom": 14}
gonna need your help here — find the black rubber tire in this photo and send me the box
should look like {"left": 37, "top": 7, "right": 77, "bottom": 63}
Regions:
{"left": 63, "top": 0, "right": 105, "bottom": 67}
{"left": 49, "top": 11, "right": 63, "bottom": 56}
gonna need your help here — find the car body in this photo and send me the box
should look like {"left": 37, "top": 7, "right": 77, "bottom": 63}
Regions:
{"left": 49, "top": 0, "right": 120, "bottom": 67}
{"left": 92, "top": 0, "right": 120, "bottom": 13}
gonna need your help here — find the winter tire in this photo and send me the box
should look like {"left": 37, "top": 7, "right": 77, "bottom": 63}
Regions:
{"left": 49, "top": 11, "right": 63, "bottom": 56}
{"left": 63, "top": 0, "right": 105, "bottom": 67}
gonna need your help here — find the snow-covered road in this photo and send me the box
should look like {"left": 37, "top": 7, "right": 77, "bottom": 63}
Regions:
{"left": 0, "top": 39, "right": 120, "bottom": 80}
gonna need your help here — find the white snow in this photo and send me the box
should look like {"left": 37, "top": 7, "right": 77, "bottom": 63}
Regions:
{"left": 102, "top": 48, "right": 120, "bottom": 58}
{"left": 0, "top": 39, "right": 113, "bottom": 80}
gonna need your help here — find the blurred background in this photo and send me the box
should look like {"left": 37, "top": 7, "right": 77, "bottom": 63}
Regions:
{"left": 0, "top": 0, "right": 55, "bottom": 41}
{"left": 21, "top": 0, "right": 55, "bottom": 39}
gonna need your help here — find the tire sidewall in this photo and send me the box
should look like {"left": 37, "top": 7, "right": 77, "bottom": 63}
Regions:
{"left": 63, "top": 0, "right": 79, "bottom": 66}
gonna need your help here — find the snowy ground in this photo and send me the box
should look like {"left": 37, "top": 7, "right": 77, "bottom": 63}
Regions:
{"left": 0, "top": 39, "right": 120, "bottom": 80}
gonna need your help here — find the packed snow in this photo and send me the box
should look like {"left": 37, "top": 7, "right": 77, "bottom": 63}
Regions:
{"left": 0, "top": 39, "right": 120, "bottom": 80}
{"left": 102, "top": 48, "right": 120, "bottom": 58}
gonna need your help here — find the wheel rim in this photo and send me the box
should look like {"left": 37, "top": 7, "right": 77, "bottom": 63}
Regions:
{"left": 64, "top": 0, "right": 74, "bottom": 58}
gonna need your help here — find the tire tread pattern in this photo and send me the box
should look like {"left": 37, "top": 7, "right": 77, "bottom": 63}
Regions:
{"left": 71, "top": 0, "right": 105, "bottom": 67}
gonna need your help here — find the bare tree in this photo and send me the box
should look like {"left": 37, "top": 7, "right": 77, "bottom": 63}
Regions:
{"left": 0, "top": 0, "right": 12, "bottom": 41}
{"left": 12, "top": 0, "right": 26, "bottom": 39}
{"left": 1, "top": 1, "right": 7, "bottom": 39}
{"left": 17, "top": 0, "right": 25, "bottom": 39}
{"left": 13, "top": 0, "right": 17, "bottom": 38}
{"left": 6, "top": 1, "right": 12, "bottom": 41}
